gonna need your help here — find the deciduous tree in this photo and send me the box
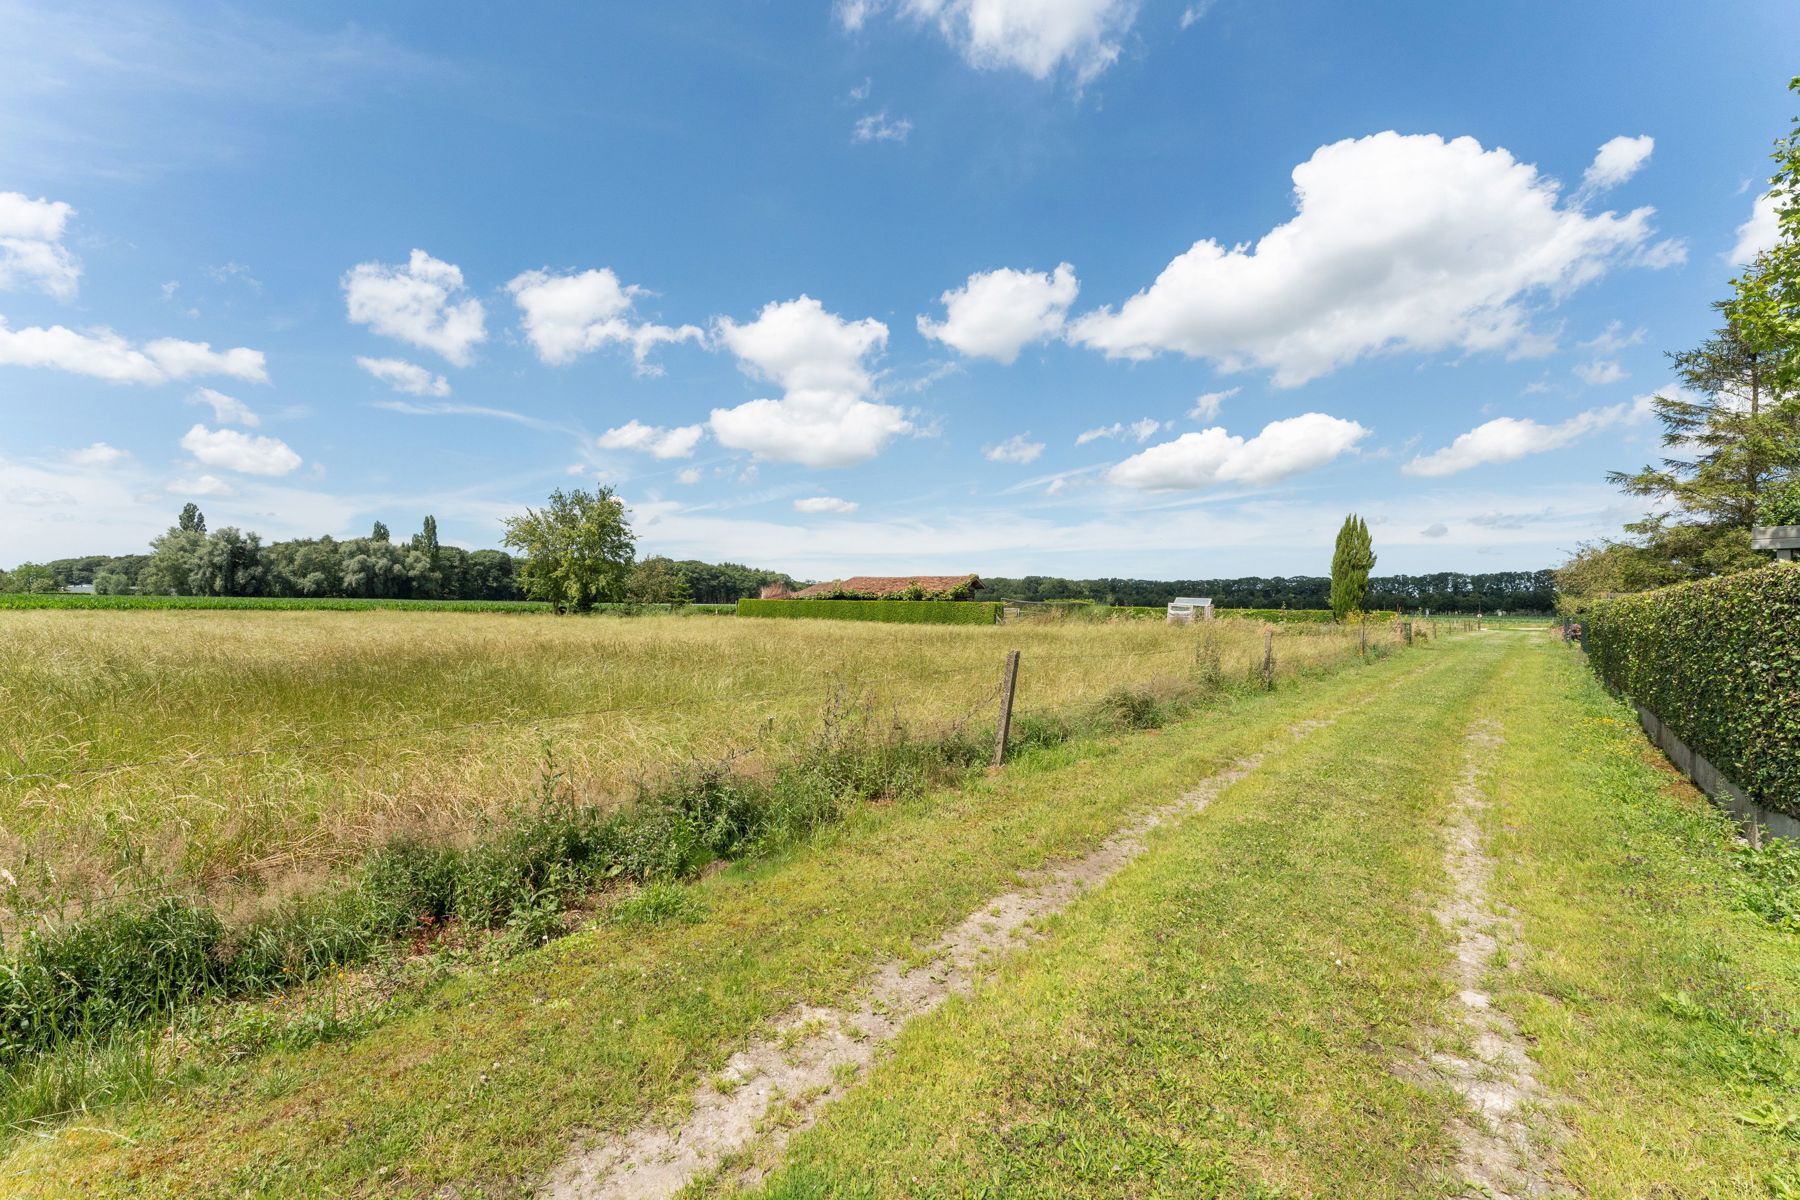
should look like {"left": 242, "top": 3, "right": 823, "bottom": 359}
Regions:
{"left": 502, "top": 485, "right": 636, "bottom": 612}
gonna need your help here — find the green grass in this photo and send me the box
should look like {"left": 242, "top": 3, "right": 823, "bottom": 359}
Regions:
{"left": 735, "top": 635, "right": 1799, "bottom": 1199}
{"left": 735, "top": 634, "right": 1506, "bottom": 1199}
{"left": 0, "top": 611, "right": 1366, "bottom": 912}
{"left": 0, "top": 594, "right": 554, "bottom": 612}
{"left": 0, "top": 628, "right": 1437, "bottom": 1197}
{"left": 0, "top": 673, "right": 1224, "bottom": 1103}
{"left": 1480, "top": 638, "right": 1800, "bottom": 1196}
{"left": 5, "top": 631, "right": 1787, "bottom": 1198}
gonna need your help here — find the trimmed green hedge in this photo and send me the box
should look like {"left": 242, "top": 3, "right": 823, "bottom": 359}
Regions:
{"left": 1218, "top": 608, "right": 1335, "bottom": 623}
{"left": 737, "top": 598, "right": 1002, "bottom": 625}
{"left": 1216, "top": 608, "right": 1397, "bottom": 624}
{"left": 1584, "top": 563, "right": 1800, "bottom": 818}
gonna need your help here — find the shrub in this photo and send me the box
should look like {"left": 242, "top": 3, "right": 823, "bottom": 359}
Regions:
{"left": 1584, "top": 562, "right": 1800, "bottom": 818}
{"left": 1100, "top": 687, "right": 1163, "bottom": 730}
{"left": 736, "top": 598, "right": 1002, "bottom": 625}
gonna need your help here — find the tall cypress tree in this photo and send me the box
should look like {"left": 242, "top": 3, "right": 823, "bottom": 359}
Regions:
{"left": 1330, "top": 514, "right": 1376, "bottom": 621}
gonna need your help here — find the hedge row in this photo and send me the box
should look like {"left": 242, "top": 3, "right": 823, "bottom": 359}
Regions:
{"left": 1216, "top": 608, "right": 1397, "bottom": 624}
{"left": 1584, "top": 563, "right": 1800, "bottom": 818}
{"left": 736, "top": 598, "right": 1003, "bottom": 625}
{"left": 1218, "top": 608, "right": 1335, "bottom": 623}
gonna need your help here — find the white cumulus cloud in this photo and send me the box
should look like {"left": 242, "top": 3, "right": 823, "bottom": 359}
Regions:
{"left": 1069, "top": 132, "right": 1661, "bottom": 387}
{"left": 1730, "top": 192, "right": 1781, "bottom": 266}
{"left": 1574, "top": 359, "right": 1626, "bottom": 386}
{"left": 0, "top": 319, "right": 267, "bottom": 384}
{"left": 709, "top": 296, "right": 911, "bottom": 468}
{"left": 1189, "top": 387, "right": 1237, "bottom": 420}
{"left": 985, "top": 433, "right": 1046, "bottom": 463}
{"left": 918, "top": 262, "right": 1077, "bottom": 363}
{"left": 1403, "top": 402, "right": 1641, "bottom": 477}
{"left": 343, "top": 249, "right": 486, "bottom": 366}
{"left": 179, "top": 423, "right": 302, "bottom": 476}
{"left": 1074, "top": 417, "right": 1162, "bottom": 445}
{"left": 860, "top": 0, "right": 1141, "bottom": 84}
{"left": 166, "top": 473, "right": 234, "bottom": 497}
{"left": 0, "top": 191, "right": 80, "bottom": 299}
{"left": 853, "top": 111, "right": 913, "bottom": 143}
{"left": 1580, "top": 321, "right": 1643, "bottom": 354}
{"left": 356, "top": 355, "right": 450, "bottom": 397}
{"left": 68, "top": 442, "right": 125, "bottom": 466}
{"left": 596, "top": 420, "right": 705, "bottom": 460}
{"left": 1579, "top": 134, "right": 1654, "bottom": 197}
{"left": 1108, "top": 413, "right": 1368, "bottom": 490}
{"left": 187, "top": 387, "right": 261, "bottom": 426}
{"left": 506, "top": 267, "right": 701, "bottom": 373}
{"left": 794, "top": 496, "right": 860, "bottom": 514}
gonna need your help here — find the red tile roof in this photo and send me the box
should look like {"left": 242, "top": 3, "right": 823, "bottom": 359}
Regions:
{"left": 792, "top": 574, "right": 981, "bottom": 599}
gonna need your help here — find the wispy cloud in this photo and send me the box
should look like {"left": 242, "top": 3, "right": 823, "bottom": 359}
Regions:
{"left": 372, "top": 399, "right": 578, "bottom": 437}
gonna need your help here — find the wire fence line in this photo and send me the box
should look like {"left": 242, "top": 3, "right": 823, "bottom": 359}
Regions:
{"left": 0, "top": 644, "right": 1212, "bottom": 787}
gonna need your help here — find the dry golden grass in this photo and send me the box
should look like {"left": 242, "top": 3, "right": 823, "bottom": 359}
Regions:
{"left": 0, "top": 610, "right": 1376, "bottom": 906}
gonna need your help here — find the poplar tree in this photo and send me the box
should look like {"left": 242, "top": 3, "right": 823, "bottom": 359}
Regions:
{"left": 1330, "top": 513, "right": 1376, "bottom": 621}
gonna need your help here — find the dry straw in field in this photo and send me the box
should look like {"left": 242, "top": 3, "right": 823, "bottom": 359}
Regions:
{"left": 0, "top": 610, "right": 1371, "bottom": 909}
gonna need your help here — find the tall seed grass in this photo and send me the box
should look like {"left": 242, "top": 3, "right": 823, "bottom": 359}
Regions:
{"left": 0, "top": 617, "right": 1410, "bottom": 1133}
{"left": 0, "top": 611, "right": 1378, "bottom": 914}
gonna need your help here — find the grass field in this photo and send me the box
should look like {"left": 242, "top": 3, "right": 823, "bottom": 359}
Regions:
{"left": 0, "top": 610, "right": 1385, "bottom": 914}
{"left": 0, "top": 594, "right": 555, "bottom": 613}
{"left": 0, "top": 594, "right": 750, "bottom": 614}
{"left": 1, "top": 631, "right": 1790, "bottom": 1197}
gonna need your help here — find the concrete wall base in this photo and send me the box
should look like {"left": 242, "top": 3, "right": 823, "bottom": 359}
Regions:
{"left": 1632, "top": 703, "right": 1799, "bottom": 843}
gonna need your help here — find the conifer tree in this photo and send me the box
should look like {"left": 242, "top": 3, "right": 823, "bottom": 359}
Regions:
{"left": 1330, "top": 513, "right": 1376, "bottom": 621}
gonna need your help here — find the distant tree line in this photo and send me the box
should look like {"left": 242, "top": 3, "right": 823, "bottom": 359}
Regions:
{"left": 3, "top": 502, "right": 795, "bottom": 606}
{"left": 981, "top": 570, "right": 1557, "bottom": 613}
{"left": 4, "top": 500, "right": 1554, "bottom": 612}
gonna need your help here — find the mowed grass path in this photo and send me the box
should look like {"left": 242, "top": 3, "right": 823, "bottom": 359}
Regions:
{"left": 4, "top": 632, "right": 1792, "bottom": 1196}
{"left": 745, "top": 633, "right": 1799, "bottom": 1199}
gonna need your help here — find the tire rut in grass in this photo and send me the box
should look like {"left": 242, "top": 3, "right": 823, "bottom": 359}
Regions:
{"left": 541, "top": 716, "right": 1340, "bottom": 1200}
{"left": 1425, "top": 718, "right": 1565, "bottom": 1199}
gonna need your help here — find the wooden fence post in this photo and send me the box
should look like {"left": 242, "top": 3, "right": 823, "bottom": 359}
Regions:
{"left": 1359, "top": 614, "right": 1367, "bottom": 660}
{"left": 992, "top": 649, "right": 1021, "bottom": 767}
{"left": 1261, "top": 628, "right": 1274, "bottom": 690}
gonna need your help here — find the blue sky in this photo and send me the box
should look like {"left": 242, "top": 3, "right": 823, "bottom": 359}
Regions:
{"left": 1, "top": 1, "right": 1794, "bottom": 578}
